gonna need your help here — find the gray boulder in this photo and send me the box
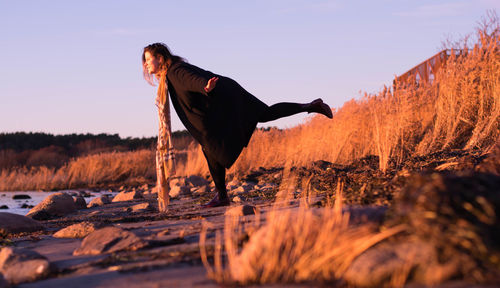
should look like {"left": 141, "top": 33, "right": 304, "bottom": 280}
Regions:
{"left": 53, "top": 222, "right": 101, "bottom": 239}
{"left": 73, "top": 226, "right": 147, "bottom": 256}
{"left": 0, "top": 247, "right": 50, "bottom": 285}
{"left": 343, "top": 240, "right": 439, "bottom": 287}
{"left": 111, "top": 191, "right": 143, "bottom": 202}
{"left": 26, "top": 193, "right": 76, "bottom": 220}
{"left": 87, "top": 195, "right": 111, "bottom": 208}
{"left": 73, "top": 195, "right": 87, "bottom": 210}
{"left": 0, "top": 213, "right": 44, "bottom": 234}
{"left": 185, "top": 175, "right": 209, "bottom": 187}
{"left": 128, "top": 202, "right": 153, "bottom": 212}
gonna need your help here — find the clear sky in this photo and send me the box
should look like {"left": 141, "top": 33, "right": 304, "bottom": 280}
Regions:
{"left": 1, "top": 0, "right": 498, "bottom": 138}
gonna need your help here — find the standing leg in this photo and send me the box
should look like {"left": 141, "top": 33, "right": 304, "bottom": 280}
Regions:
{"left": 258, "top": 98, "right": 333, "bottom": 123}
{"left": 202, "top": 149, "right": 230, "bottom": 207}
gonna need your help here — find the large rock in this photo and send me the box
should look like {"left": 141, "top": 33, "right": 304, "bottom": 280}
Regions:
{"left": 0, "top": 213, "right": 44, "bottom": 234}
{"left": 87, "top": 195, "right": 111, "bottom": 208}
{"left": 53, "top": 222, "right": 100, "bottom": 239}
{"left": 343, "top": 240, "right": 451, "bottom": 287}
{"left": 73, "top": 226, "right": 147, "bottom": 256}
{"left": 111, "top": 191, "right": 143, "bottom": 202}
{"left": 73, "top": 195, "right": 87, "bottom": 210}
{"left": 0, "top": 247, "right": 50, "bottom": 285}
{"left": 185, "top": 175, "right": 209, "bottom": 187}
{"left": 128, "top": 202, "right": 153, "bottom": 213}
{"left": 26, "top": 193, "right": 76, "bottom": 220}
{"left": 12, "top": 195, "right": 30, "bottom": 200}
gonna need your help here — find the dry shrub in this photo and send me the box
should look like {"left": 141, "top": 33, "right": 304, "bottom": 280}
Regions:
{"left": 200, "top": 183, "right": 405, "bottom": 285}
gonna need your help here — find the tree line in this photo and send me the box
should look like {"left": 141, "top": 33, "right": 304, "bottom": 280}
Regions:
{"left": 0, "top": 131, "right": 193, "bottom": 169}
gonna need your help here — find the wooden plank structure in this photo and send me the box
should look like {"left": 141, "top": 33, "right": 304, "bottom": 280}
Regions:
{"left": 394, "top": 49, "right": 466, "bottom": 87}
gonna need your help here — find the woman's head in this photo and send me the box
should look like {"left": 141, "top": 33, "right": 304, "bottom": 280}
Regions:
{"left": 142, "top": 43, "right": 183, "bottom": 85}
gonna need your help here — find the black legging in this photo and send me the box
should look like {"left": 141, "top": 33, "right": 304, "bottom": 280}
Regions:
{"left": 204, "top": 102, "right": 308, "bottom": 199}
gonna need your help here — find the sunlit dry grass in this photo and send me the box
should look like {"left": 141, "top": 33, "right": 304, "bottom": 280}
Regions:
{"left": 200, "top": 180, "right": 406, "bottom": 285}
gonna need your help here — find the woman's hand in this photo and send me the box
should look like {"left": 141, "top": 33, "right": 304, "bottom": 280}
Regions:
{"left": 204, "top": 77, "right": 219, "bottom": 93}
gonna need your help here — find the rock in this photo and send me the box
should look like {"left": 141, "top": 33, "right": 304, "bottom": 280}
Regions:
{"left": 0, "top": 206, "right": 7, "bottom": 210}
{"left": 73, "top": 226, "right": 147, "bottom": 256}
{"left": 185, "top": 175, "right": 209, "bottom": 187}
{"left": 169, "top": 177, "right": 186, "bottom": 187}
{"left": 53, "top": 222, "right": 100, "bottom": 239}
{"left": 232, "top": 196, "right": 242, "bottom": 203}
{"left": 227, "top": 179, "right": 240, "bottom": 190}
{"left": 191, "top": 185, "right": 210, "bottom": 195}
{"left": 225, "top": 205, "right": 258, "bottom": 217}
{"left": 344, "top": 240, "right": 439, "bottom": 287}
{"left": 0, "top": 213, "right": 44, "bottom": 234}
{"left": 12, "top": 194, "right": 31, "bottom": 200}
{"left": 111, "top": 191, "right": 143, "bottom": 202}
{"left": 150, "top": 186, "right": 159, "bottom": 195}
{"left": 169, "top": 185, "right": 190, "bottom": 198}
{"left": 0, "top": 247, "right": 50, "bottom": 285}
{"left": 20, "top": 204, "right": 34, "bottom": 209}
{"left": 26, "top": 193, "right": 76, "bottom": 220}
{"left": 78, "top": 190, "right": 92, "bottom": 197}
{"left": 231, "top": 185, "right": 252, "bottom": 194}
{"left": 128, "top": 202, "right": 153, "bottom": 212}
{"left": 73, "top": 196, "right": 87, "bottom": 210}
{"left": 87, "top": 195, "right": 111, "bottom": 208}
{"left": 227, "top": 179, "right": 240, "bottom": 186}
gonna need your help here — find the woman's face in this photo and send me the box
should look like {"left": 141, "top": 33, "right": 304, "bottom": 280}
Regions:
{"left": 144, "top": 51, "right": 162, "bottom": 75}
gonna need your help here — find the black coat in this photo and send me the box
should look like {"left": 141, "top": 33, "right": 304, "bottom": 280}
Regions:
{"left": 167, "top": 61, "right": 268, "bottom": 168}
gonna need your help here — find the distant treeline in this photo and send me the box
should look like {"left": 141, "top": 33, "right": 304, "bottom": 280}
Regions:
{"left": 0, "top": 131, "right": 194, "bottom": 152}
{"left": 0, "top": 131, "right": 193, "bottom": 169}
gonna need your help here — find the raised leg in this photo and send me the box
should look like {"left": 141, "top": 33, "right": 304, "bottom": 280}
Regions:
{"left": 258, "top": 98, "right": 332, "bottom": 123}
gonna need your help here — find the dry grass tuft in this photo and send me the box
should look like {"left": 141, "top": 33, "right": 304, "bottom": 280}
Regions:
{"left": 200, "top": 182, "right": 406, "bottom": 285}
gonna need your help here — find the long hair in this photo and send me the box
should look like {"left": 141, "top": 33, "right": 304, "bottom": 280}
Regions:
{"left": 142, "top": 43, "right": 184, "bottom": 86}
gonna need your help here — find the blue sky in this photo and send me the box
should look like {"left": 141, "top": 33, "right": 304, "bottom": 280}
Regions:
{"left": 0, "top": 0, "right": 498, "bottom": 138}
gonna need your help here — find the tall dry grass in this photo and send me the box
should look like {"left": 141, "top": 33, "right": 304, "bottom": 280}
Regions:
{"left": 200, "top": 182, "right": 406, "bottom": 285}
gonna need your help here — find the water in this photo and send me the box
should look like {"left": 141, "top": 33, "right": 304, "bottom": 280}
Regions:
{"left": 0, "top": 190, "right": 118, "bottom": 216}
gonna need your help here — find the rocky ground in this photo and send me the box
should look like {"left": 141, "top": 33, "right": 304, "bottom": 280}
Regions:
{"left": 0, "top": 147, "right": 499, "bottom": 287}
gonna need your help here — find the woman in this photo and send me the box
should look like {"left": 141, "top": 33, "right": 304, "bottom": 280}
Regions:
{"left": 142, "top": 43, "right": 332, "bottom": 211}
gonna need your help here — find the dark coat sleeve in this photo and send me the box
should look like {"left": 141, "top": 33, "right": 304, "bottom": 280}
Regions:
{"left": 169, "top": 62, "right": 211, "bottom": 96}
